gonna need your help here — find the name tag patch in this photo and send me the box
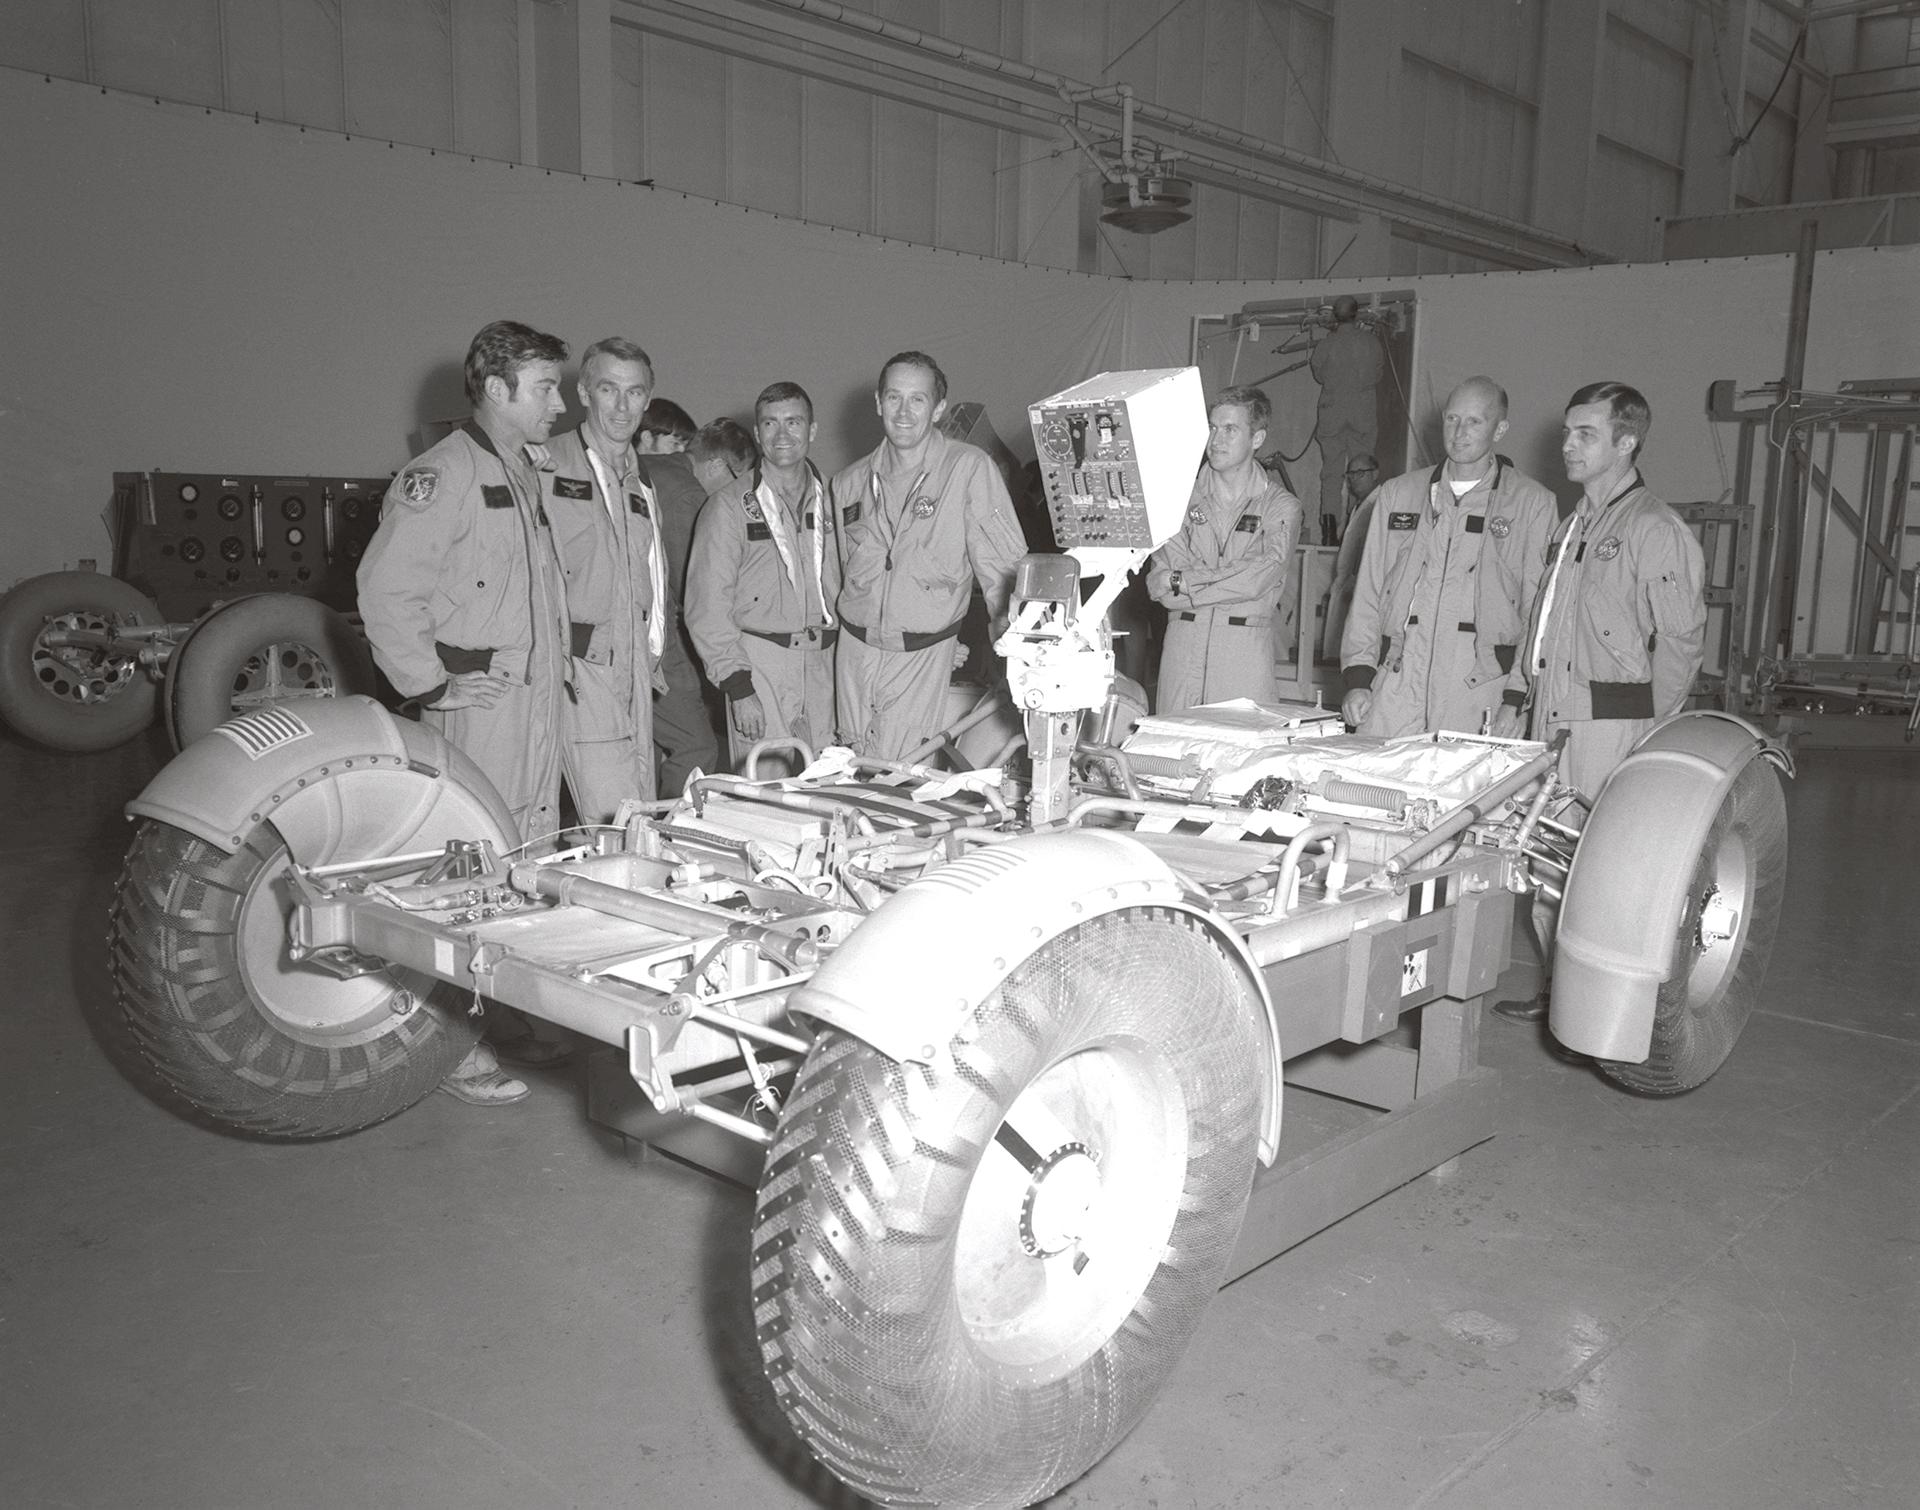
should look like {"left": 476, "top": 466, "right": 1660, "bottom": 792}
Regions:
{"left": 1464, "top": 514, "right": 1485, "bottom": 534}
{"left": 746, "top": 521, "right": 773, "bottom": 542}
{"left": 481, "top": 485, "right": 513, "bottom": 510}
{"left": 1388, "top": 511, "right": 1418, "bottom": 531}
{"left": 1234, "top": 514, "right": 1260, "bottom": 533}
{"left": 627, "top": 492, "right": 650, "bottom": 518}
{"left": 554, "top": 476, "right": 594, "bottom": 500}
{"left": 842, "top": 500, "right": 862, "bottom": 525}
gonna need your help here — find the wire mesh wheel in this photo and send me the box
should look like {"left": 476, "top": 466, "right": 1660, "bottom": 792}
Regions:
{"left": 751, "top": 905, "right": 1265, "bottom": 1509}
{"left": 1597, "top": 758, "right": 1789, "bottom": 1095}
{"left": 110, "top": 817, "right": 480, "bottom": 1139}
{"left": 163, "top": 594, "right": 376, "bottom": 749}
{"left": 0, "top": 571, "right": 161, "bottom": 750}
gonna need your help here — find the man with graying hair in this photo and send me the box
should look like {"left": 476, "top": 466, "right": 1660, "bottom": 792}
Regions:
{"left": 543, "top": 336, "right": 669, "bottom": 816}
{"left": 1339, "top": 376, "right": 1558, "bottom": 737}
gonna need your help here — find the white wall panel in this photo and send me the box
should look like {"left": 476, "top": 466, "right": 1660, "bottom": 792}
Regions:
{"left": 1, "top": 2, "right": 87, "bottom": 75}
{"left": 453, "top": 0, "right": 523, "bottom": 161}
{"left": 640, "top": 31, "right": 724, "bottom": 193}
{"left": 1590, "top": 138, "right": 1677, "bottom": 260}
{"left": 86, "top": 0, "right": 224, "bottom": 103}
{"left": 802, "top": 75, "right": 875, "bottom": 233}
{"left": 344, "top": 1, "right": 454, "bottom": 149}
{"left": 729, "top": 54, "right": 804, "bottom": 217}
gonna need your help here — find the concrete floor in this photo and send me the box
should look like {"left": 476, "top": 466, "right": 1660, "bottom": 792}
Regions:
{"left": 1, "top": 722, "right": 1915, "bottom": 1510}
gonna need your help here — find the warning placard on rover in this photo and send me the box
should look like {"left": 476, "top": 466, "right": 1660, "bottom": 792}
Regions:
{"left": 1401, "top": 949, "right": 1429, "bottom": 996}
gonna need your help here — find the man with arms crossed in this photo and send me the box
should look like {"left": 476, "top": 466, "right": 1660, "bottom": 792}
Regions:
{"left": 686, "top": 382, "right": 839, "bottom": 772}
{"left": 831, "top": 351, "right": 1027, "bottom": 759}
{"left": 542, "top": 337, "right": 668, "bottom": 816}
{"left": 1340, "top": 377, "right": 1558, "bottom": 736}
{"left": 358, "top": 319, "right": 573, "bottom": 1103}
{"left": 1146, "top": 384, "right": 1302, "bottom": 712}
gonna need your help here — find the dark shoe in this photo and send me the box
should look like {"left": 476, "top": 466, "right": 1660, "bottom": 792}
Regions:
{"left": 492, "top": 1032, "right": 576, "bottom": 1069}
{"left": 1492, "top": 995, "right": 1548, "bottom": 1023}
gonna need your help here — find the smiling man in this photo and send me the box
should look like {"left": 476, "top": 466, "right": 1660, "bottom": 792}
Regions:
{"left": 1146, "top": 384, "right": 1302, "bottom": 713}
{"left": 830, "top": 350, "right": 1027, "bottom": 759}
{"left": 1339, "top": 376, "right": 1558, "bottom": 736}
{"left": 686, "top": 382, "right": 840, "bottom": 774}
{"left": 542, "top": 337, "right": 670, "bottom": 819}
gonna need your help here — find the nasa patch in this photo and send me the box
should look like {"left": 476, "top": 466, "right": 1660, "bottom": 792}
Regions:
{"left": 399, "top": 468, "right": 438, "bottom": 505}
{"left": 1488, "top": 516, "right": 1511, "bottom": 539}
{"left": 1595, "top": 536, "right": 1622, "bottom": 561}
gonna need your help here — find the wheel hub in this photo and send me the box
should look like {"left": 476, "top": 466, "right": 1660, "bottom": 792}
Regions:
{"left": 1696, "top": 886, "right": 1740, "bottom": 948}
{"left": 1018, "top": 1142, "right": 1101, "bottom": 1258}
{"left": 35, "top": 611, "right": 137, "bottom": 704}
{"left": 229, "top": 640, "right": 339, "bottom": 711}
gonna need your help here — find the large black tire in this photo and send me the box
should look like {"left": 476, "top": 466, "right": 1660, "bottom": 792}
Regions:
{"left": 1598, "top": 759, "right": 1789, "bottom": 1095}
{"left": 0, "top": 571, "right": 162, "bottom": 751}
{"left": 109, "top": 818, "right": 478, "bottom": 1138}
{"left": 752, "top": 906, "right": 1264, "bottom": 1508}
{"left": 163, "top": 594, "right": 378, "bottom": 751}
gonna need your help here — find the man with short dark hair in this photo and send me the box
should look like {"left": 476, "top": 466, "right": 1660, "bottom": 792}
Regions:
{"left": 687, "top": 382, "right": 839, "bottom": 772}
{"left": 638, "top": 397, "right": 696, "bottom": 454}
{"left": 1146, "top": 384, "right": 1302, "bottom": 712}
{"left": 359, "top": 320, "right": 572, "bottom": 836}
{"left": 1498, "top": 381, "right": 1705, "bottom": 793}
{"left": 830, "top": 351, "right": 1027, "bottom": 759}
{"left": 1493, "top": 382, "right": 1706, "bottom": 1028}
{"left": 642, "top": 396, "right": 723, "bottom": 795}
{"left": 541, "top": 337, "right": 668, "bottom": 817}
{"left": 1340, "top": 377, "right": 1558, "bottom": 736}
{"left": 358, "top": 320, "right": 575, "bottom": 1105}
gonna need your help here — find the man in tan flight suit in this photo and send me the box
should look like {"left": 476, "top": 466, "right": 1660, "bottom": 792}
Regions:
{"left": 357, "top": 319, "right": 574, "bottom": 1103}
{"left": 542, "top": 337, "right": 668, "bottom": 818}
{"left": 1146, "top": 384, "right": 1303, "bottom": 713}
{"left": 1493, "top": 380, "right": 1706, "bottom": 1024}
{"left": 686, "top": 381, "right": 839, "bottom": 774}
{"left": 1340, "top": 378, "right": 1558, "bottom": 737}
{"left": 832, "top": 350, "right": 1028, "bottom": 760}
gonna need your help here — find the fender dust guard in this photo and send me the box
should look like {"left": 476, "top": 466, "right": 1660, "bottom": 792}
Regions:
{"left": 1552, "top": 711, "right": 1791, "bottom": 1063}
{"left": 785, "top": 828, "right": 1287, "bottom": 1164}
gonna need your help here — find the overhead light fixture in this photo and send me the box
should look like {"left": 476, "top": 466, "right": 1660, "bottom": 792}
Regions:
{"left": 1100, "top": 176, "right": 1194, "bottom": 234}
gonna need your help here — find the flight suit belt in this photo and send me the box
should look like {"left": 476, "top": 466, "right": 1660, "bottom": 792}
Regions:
{"left": 1587, "top": 680, "right": 1655, "bottom": 720}
{"left": 745, "top": 625, "right": 838, "bottom": 650}
{"left": 1175, "top": 611, "right": 1270, "bottom": 627}
{"left": 568, "top": 619, "right": 646, "bottom": 659}
{"left": 436, "top": 642, "right": 494, "bottom": 674}
{"left": 841, "top": 616, "right": 964, "bottom": 653}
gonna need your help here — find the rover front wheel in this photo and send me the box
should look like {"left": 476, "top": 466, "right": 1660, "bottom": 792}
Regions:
{"left": 751, "top": 906, "right": 1264, "bottom": 1507}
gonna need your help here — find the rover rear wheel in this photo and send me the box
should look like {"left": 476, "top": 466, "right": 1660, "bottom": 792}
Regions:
{"left": 109, "top": 817, "right": 478, "bottom": 1138}
{"left": 1597, "top": 758, "right": 1788, "bottom": 1096}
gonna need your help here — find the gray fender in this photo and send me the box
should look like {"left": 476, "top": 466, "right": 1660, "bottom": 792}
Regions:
{"left": 124, "top": 695, "right": 519, "bottom": 866}
{"left": 1552, "top": 711, "right": 1792, "bottom": 1060}
{"left": 788, "top": 828, "right": 1286, "bottom": 1164}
